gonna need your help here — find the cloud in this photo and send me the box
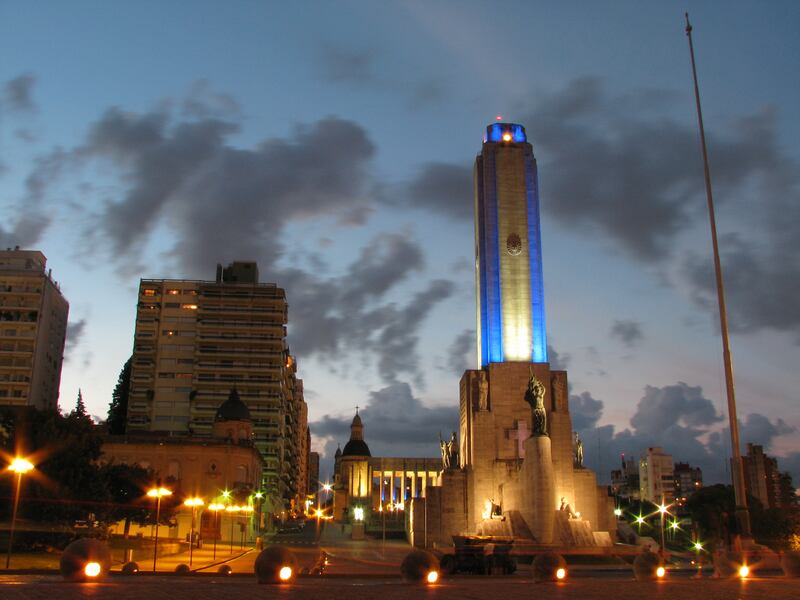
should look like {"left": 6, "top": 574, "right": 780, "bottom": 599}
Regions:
{"left": 571, "top": 381, "right": 799, "bottom": 485}
{"left": 403, "top": 162, "right": 473, "bottom": 219}
{"left": 3, "top": 74, "right": 37, "bottom": 111}
{"left": 610, "top": 319, "right": 644, "bottom": 347}
{"left": 570, "top": 391, "right": 603, "bottom": 431}
{"left": 310, "top": 380, "right": 457, "bottom": 462}
{"left": 64, "top": 319, "right": 87, "bottom": 359}
{"left": 180, "top": 80, "right": 241, "bottom": 119}
{"left": 318, "top": 45, "right": 375, "bottom": 84}
{"left": 444, "top": 329, "right": 475, "bottom": 374}
{"left": 547, "top": 344, "right": 571, "bottom": 370}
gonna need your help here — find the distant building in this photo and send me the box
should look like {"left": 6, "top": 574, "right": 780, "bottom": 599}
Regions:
{"left": 125, "top": 261, "right": 307, "bottom": 516}
{"left": 0, "top": 248, "right": 68, "bottom": 410}
{"left": 673, "top": 462, "right": 702, "bottom": 505}
{"left": 103, "top": 388, "right": 265, "bottom": 541}
{"left": 610, "top": 454, "right": 640, "bottom": 500}
{"left": 639, "top": 447, "right": 674, "bottom": 504}
{"left": 308, "top": 451, "right": 320, "bottom": 496}
{"left": 333, "top": 412, "right": 441, "bottom": 521}
{"left": 741, "top": 443, "right": 782, "bottom": 509}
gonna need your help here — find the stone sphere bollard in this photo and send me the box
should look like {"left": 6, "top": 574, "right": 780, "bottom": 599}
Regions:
{"left": 632, "top": 549, "right": 662, "bottom": 581}
{"left": 121, "top": 561, "right": 139, "bottom": 575}
{"left": 781, "top": 552, "right": 800, "bottom": 578}
{"left": 59, "top": 538, "right": 112, "bottom": 582}
{"left": 218, "top": 565, "right": 233, "bottom": 576}
{"left": 174, "top": 564, "right": 191, "bottom": 575}
{"left": 400, "top": 550, "right": 439, "bottom": 583}
{"left": 532, "top": 552, "right": 567, "bottom": 582}
{"left": 254, "top": 546, "right": 299, "bottom": 583}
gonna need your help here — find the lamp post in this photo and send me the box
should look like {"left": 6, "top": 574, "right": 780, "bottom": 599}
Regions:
{"left": 657, "top": 500, "right": 669, "bottom": 559}
{"left": 241, "top": 505, "right": 254, "bottom": 548}
{"left": 183, "top": 497, "right": 204, "bottom": 567}
{"left": 253, "top": 491, "right": 264, "bottom": 536}
{"left": 5, "top": 457, "right": 34, "bottom": 569}
{"left": 207, "top": 504, "right": 225, "bottom": 560}
{"left": 147, "top": 486, "right": 172, "bottom": 572}
{"left": 226, "top": 505, "right": 240, "bottom": 553}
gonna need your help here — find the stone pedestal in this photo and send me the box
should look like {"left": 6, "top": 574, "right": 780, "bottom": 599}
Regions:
{"left": 572, "top": 469, "right": 598, "bottom": 531}
{"left": 521, "top": 435, "right": 555, "bottom": 543}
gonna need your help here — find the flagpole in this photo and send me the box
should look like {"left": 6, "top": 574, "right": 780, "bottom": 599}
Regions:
{"left": 685, "top": 13, "right": 751, "bottom": 539}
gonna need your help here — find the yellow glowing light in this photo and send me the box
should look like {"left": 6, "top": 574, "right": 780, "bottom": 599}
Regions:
{"left": 739, "top": 565, "right": 749, "bottom": 578}
{"left": 670, "top": 520, "right": 680, "bottom": 530}
{"left": 222, "top": 490, "right": 231, "bottom": 498}
{"left": 8, "top": 458, "right": 34, "bottom": 474}
{"left": 482, "top": 499, "right": 493, "bottom": 520}
{"left": 241, "top": 505, "right": 254, "bottom": 513}
{"left": 556, "top": 567, "right": 566, "bottom": 580}
{"left": 84, "top": 562, "right": 102, "bottom": 577}
{"left": 426, "top": 570, "right": 439, "bottom": 584}
{"left": 693, "top": 541, "right": 703, "bottom": 551}
{"left": 502, "top": 133, "right": 512, "bottom": 142}
{"left": 208, "top": 503, "right": 225, "bottom": 511}
{"left": 656, "top": 566, "right": 666, "bottom": 578}
{"left": 635, "top": 516, "right": 645, "bottom": 525}
{"left": 613, "top": 508, "right": 622, "bottom": 517}
{"left": 279, "top": 566, "right": 293, "bottom": 581}
{"left": 147, "top": 487, "right": 172, "bottom": 498}
{"left": 658, "top": 503, "right": 669, "bottom": 515}
{"left": 254, "top": 492, "right": 264, "bottom": 499}
{"left": 226, "top": 505, "right": 240, "bottom": 513}
{"left": 183, "top": 497, "right": 204, "bottom": 507}
{"left": 353, "top": 507, "right": 364, "bottom": 522}
{"left": 322, "top": 483, "right": 333, "bottom": 492}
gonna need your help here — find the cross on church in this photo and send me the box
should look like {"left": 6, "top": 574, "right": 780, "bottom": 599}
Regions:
{"left": 507, "top": 420, "right": 529, "bottom": 458}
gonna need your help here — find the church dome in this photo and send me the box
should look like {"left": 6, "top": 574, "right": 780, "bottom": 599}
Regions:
{"left": 341, "top": 438, "right": 371, "bottom": 457}
{"left": 214, "top": 388, "right": 252, "bottom": 422}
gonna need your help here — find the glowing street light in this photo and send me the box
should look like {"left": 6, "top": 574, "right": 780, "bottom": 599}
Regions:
{"left": 5, "top": 457, "right": 34, "bottom": 569}
{"left": 147, "top": 485, "right": 172, "bottom": 572}
{"left": 183, "top": 497, "right": 204, "bottom": 567}
{"left": 613, "top": 508, "right": 622, "bottom": 518}
{"left": 656, "top": 500, "right": 671, "bottom": 557}
{"left": 207, "top": 503, "right": 225, "bottom": 560}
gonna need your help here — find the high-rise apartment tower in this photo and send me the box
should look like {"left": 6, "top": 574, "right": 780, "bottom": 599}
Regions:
{"left": 0, "top": 249, "right": 68, "bottom": 410}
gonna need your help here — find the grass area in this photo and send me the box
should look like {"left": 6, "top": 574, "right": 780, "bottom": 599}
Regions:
{"left": 4, "top": 552, "right": 60, "bottom": 570}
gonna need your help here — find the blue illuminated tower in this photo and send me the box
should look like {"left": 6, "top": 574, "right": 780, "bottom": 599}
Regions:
{"left": 475, "top": 122, "right": 547, "bottom": 367}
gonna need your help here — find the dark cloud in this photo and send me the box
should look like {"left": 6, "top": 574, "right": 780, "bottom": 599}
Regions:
{"left": 547, "top": 344, "right": 571, "bottom": 371}
{"left": 571, "top": 381, "right": 799, "bottom": 485}
{"left": 77, "top": 109, "right": 374, "bottom": 273}
{"left": 282, "top": 234, "right": 452, "bottom": 384}
{"left": 3, "top": 74, "right": 37, "bottom": 111}
{"left": 610, "top": 319, "right": 644, "bottom": 347}
{"left": 310, "top": 380, "right": 457, "bottom": 461}
{"left": 403, "top": 162, "right": 472, "bottom": 219}
{"left": 444, "top": 329, "right": 475, "bottom": 374}
{"left": 318, "top": 46, "right": 375, "bottom": 84}
{"left": 570, "top": 391, "right": 603, "bottom": 430}
{"left": 65, "top": 319, "right": 87, "bottom": 358}
{"left": 180, "top": 80, "right": 241, "bottom": 119}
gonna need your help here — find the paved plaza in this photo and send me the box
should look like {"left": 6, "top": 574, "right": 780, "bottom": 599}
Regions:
{"left": 1, "top": 574, "right": 799, "bottom": 600}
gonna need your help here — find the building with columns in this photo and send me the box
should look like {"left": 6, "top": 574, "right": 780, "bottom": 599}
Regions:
{"left": 332, "top": 412, "right": 441, "bottom": 522}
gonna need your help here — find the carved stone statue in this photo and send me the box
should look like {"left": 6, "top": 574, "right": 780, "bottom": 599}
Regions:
{"left": 440, "top": 431, "right": 459, "bottom": 470}
{"left": 477, "top": 372, "right": 489, "bottom": 411}
{"left": 574, "top": 431, "right": 584, "bottom": 468}
{"left": 559, "top": 496, "right": 578, "bottom": 519}
{"left": 524, "top": 368, "right": 548, "bottom": 436}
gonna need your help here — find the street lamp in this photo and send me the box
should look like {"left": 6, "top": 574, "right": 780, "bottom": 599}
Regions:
{"left": 657, "top": 500, "right": 670, "bottom": 558}
{"left": 183, "top": 497, "right": 204, "bottom": 567}
{"left": 207, "top": 503, "right": 225, "bottom": 560}
{"left": 5, "top": 457, "right": 34, "bottom": 569}
{"left": 226, "top": 505, "right": 240, "bottom": 553}
{"left": 241, "top": 505, "right": 254, "bottom": 548}
{"left": 147, "top": 486, "right": 172, "bottom": 572}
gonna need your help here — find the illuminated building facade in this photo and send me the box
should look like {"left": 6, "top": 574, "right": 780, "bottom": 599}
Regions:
{"left": 0, "top": 249, "right": 68, "bottom": 410}
{"left": 125, "top": 261, "right": 307, "bottom": 514}
{"left": 639, "top": 446, "right": 675, "bottom": 504}
{"left": 474, "top": 123, "right": 547, "bottom": 366}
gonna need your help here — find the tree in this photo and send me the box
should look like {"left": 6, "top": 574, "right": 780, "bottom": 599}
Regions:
{"left": 70, "top": 389, "right": 90, "bottom": 422}
{"left": 100, "top": 462, "right": 152, "bottom": 537}
{"left": 107, "top": 357, "right": 131, "bottom": 435}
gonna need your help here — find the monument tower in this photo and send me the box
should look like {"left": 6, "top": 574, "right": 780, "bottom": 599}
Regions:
{"left": 417, "top": 123, "right": 615, "bottom": 549}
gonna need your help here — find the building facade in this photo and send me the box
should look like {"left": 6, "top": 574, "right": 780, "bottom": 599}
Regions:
{"left": 639, "top": 447, "right": 675, "bottom": 504}
{"left": 0, "top": 249, "right": 68, "bottom": 410}
{"left": 610, "top": 454, "right": 640, "bottom": 501}
{"left": 673, "top": 462, "right": 703, "bottom": 505}
{"left": 741, "top": 443, "right": 782, "bottom": 509}
{"left": 125, "top": 261, "right": 307, "bottom": 515}
{"left": 103, "top": 389, "right": 265, "bottom": 541}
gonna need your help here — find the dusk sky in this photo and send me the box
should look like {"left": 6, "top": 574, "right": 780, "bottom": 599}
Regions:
{"left": 1, "top": 1, "right": 798, "bottom": 485}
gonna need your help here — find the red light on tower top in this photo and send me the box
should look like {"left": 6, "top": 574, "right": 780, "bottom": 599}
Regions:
{"left": 495, "top": 115, "right": 503, "bottom": 121}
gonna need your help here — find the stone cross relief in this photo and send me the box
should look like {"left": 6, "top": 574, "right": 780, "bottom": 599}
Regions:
{"left": 507, "top": 420, "right": 530, "bottom": 459}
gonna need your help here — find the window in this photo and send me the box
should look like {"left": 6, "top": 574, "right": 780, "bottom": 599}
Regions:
{"left": 143, "top": 289, "right": 157, "bottom": 296}
{"left": 167, "top": 289, "right": 180, "bottom": 295}
{"left": 181, "top": 304, "right": 198, "bottom": 310}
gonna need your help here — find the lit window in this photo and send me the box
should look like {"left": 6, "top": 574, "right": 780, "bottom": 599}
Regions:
{"left": 181, "top": 304, "right": 198, "bottom": 310}
{"left": 143, "top": 289, "right": 157, "bottom": 296}
{"left": 167, "top": 289, "right": 180, "bottom": 295}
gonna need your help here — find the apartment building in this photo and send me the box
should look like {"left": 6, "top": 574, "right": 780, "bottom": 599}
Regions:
{"left": 639, "top": 446, "right": 675, "bottom": 504}
{"left": 0, "top": 249, "right": 68, "bottom": 410}
{"left": 125, "top": 261, "right": 308, "bottom": 513}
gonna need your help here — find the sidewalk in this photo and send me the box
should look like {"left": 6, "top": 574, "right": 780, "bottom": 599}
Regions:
{"left": 116, "top": 543, "right": 255, "bottom": 572}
